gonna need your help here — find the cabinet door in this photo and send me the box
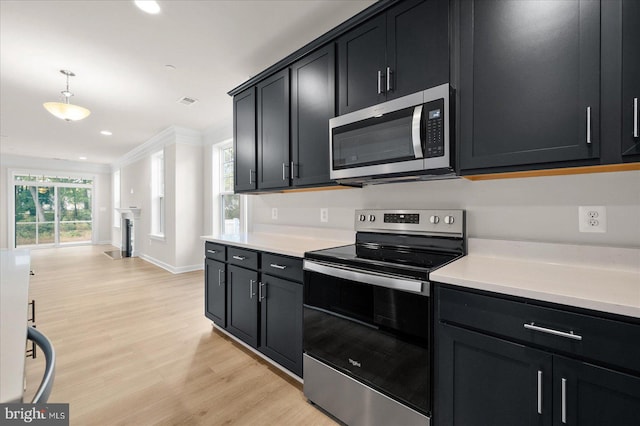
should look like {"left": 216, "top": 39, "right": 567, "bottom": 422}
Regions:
{"left": 259, "top": 275, "right": 303, "bottom": 376}
{"left": 553, "top": 356, "right": 640, "bottom": 426}
{"left": 205, "top": 258, "right": 226, "bottom": 327}
{"left": 233, "top": 88, "right": 257, "bottom": 192}
{"left": 436, "top": 323, "right": 552, "bottom": 426}
{"left": 291, "top": 45, "right": 335, "bottom": 187}
{"left": 257, "top": 69, "right": 290, "bottom": 190}
{"left": 459, "top": 0, "right": 600, "bottom": 172}
{"left": 386, "top": 0, "right": 449, "bottom": 101}
{"left": 337, "top": 13, "right": 386, "bottom": 114}
{"left": 622, "top": 0, "right": 640, "bottom": 158}
{"left": 227, "top": 265, "right": 259, "bottom": 347}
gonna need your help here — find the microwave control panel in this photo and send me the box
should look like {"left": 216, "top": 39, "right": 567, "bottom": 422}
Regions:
{"left": 424, "top": 98, "right": 445, "bottom": 158}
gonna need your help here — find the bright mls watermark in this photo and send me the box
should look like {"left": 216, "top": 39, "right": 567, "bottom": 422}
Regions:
{"left": 1, "top": 404, "right": 69, "bottom": 425}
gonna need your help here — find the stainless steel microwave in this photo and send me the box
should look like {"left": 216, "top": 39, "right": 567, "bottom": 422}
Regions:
{"left": 329, "top": 83, "right": 454, "bottom": 185}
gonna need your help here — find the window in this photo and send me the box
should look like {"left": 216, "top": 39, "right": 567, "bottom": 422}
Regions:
{"left": 151, "top": 150, "right": 165, "bottom": 237}
{"left": 12, "top": 173, "right": 93, "bottom": 247}
{"left": 219, "top": 144, "right": 242, "bottom": 234}
{"left": 113, "top": 170, "right": 120, "bottom": 228}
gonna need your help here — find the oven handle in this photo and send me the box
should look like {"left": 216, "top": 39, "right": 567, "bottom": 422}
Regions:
{"left": 303, "top": 259, "right": 427, "bottom": 295}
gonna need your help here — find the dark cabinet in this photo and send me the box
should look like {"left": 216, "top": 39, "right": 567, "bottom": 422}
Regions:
{"left": 622, "top": 0, "right": 640, "bottom": 158}
{"left": 435, "top": 285, "right": 640, "bottom": 426}
{"left": 259, "top": 275, "right": 303, "bottom": 377}
{"left": 337, "top": 0, "right": 449, "bottom": 114}
{"left": 227, "top": 265, "right": 259, "bottom": 348}
{"left": 205, "top": 258, "right": 226, "bottom": 328}
{"left": 291, "top": 45, "right": 336, "bottom": 187}
{"left": 458, "top": 0, "right": 601, "bottom": 173}
{"left": 257, "top": 68, "right": 290, "bottom": 190}
{"left": 233, "top": 88, "right": 257, "bottom": 192}
{"left": 436, "top": 323, "right": 553, "bottom": 426}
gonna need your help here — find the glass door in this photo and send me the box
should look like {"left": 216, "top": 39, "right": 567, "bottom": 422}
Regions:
{"left": 15, "top": 185, "right": 56, "bottom": 246}
{"left": 58, "top": 186, "right": 92, "bottom": 244}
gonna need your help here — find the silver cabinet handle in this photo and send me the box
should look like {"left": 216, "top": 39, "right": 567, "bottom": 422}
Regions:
{"left": 248, "top": 169, "right": 254, "bottom": 185}
{"left": 561, "top": 378, "right": 567, "bottom": 424}
{"left": 249, "top": 279, "right": 255, "bottom": 299}
{"left": 269, "top": 263, "right": 287, "bottom": 270}
{"left": 290, "top": 161, "right": 296, "bottom": 179}
{"left": 377, "top": 70, "right": 383, "bottom": 94}
{"left": 207, "top": 249, "right": 217, "bottom": 254}
{"left": 537, "top": 370, "right": 543, "bottom": 415}
{"left": 386, "top": 66, "right": 393, "bottom": 92}
{"left": 412, "top": 105, "right": 424, "bottom": 158}
{"left": 259, "top": 282, "right": 266, "bottom": 302}
{"left": 634, "top": 97, "right": 638, "bottom": 138}
{"left": 586, "top": 106, "right": 592, "bottom": 144}
{"left": 232, "top": 255, "right": 246, "bottom": 261}
{"left": 218, "top": 269, "right": 225, "bottom": 286}
{"left": 524, "top": 323, "right": 582, "bottom": 341}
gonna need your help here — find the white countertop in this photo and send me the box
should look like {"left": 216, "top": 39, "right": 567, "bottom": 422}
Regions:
{"left": 201, "top": 227, "right": 353, "bottom": 258}
{"left": 431, "top": 239, "right": 640, "bottom": 319}
{"left": 0, "top": 249, "right": 31, "bottom": 403}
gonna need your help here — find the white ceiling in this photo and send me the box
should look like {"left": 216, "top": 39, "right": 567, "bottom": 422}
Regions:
{"left": 0, "top": 0, "right": 375, "bottom": 164}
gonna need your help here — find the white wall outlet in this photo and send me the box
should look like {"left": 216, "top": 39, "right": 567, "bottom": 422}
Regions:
{"left": 271, "top": 208, "right": 278, "bottom": 220}
{"left": 579, "top": 206, "right": 606, "bottom": 233}
{"left": 320, "top": 208, "right": 329, "bottom": 223}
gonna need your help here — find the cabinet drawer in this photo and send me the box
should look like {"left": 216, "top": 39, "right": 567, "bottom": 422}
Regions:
{"left": 437, "top": 286, "right": 640, "bottom": 374}
{"left": 227, "top": 247, "right": 258, "bottom": 270}
{"left": 205, "top": 242, "right": 225, "bottom": 261}
{"left": 261, "top": 253, "right": 303, "bottom": 282}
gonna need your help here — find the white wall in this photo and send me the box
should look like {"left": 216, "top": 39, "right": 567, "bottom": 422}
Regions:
{"left": 250, "top": 170, "right": 640, "bottom": 248}
{"left": 0, "top": 155, "right": 112, "bottom": 249}
{"left": 115, "top": 126, "right": 204, "bottom": 273}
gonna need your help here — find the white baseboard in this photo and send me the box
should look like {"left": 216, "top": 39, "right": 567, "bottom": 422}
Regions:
{"left": 139, "top": 254, "right": 204, "bottom": 274}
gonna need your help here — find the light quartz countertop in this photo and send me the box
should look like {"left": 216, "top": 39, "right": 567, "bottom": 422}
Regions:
{"left": 0, "top": 249, "right": 31, "bottom": 403}
{"left": 431, "top": 238, "right": 640, "bottom": 319}
{"left": 201, "top": 227, "right": 353, "bottom": 258}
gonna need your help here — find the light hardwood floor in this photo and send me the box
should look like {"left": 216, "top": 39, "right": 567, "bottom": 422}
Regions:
{"left": 24, "top": 245, "right": 337, "bottom": 426}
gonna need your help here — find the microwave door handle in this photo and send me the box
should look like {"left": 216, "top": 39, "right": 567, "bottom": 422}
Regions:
{"left": 412, "top": 105, "right": 424, "bottom": 158}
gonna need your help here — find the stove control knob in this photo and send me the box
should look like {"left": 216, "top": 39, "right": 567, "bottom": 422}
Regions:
{"left": 359, "top": 214, "right": 366, "bottom": 222}
{"left": 444, "top": 215, "right": 455, "bottom": 225}
{"left": 429, "top": 215, "right": 440, "bottom": 224}
{"left": 369, "top": 215, "right": 376, "bottom": 222}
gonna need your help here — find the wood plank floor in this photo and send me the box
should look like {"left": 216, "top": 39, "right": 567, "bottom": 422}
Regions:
{"left": 24, "top": 245, "right": 337, "bottom": 426}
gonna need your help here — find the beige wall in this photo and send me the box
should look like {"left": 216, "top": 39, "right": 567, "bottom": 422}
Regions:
{"left": 250, "top": 170, "right": 640, "bottom": 248}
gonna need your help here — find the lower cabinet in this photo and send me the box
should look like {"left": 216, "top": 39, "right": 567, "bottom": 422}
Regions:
{"left": 204, "top": 242, "right": 304, "bottom": 377}
{"left": 227, "top": 264, "right": 259, "bottom": 348}
{"left": 259, "top": 274, "right": 303, "bottom": 376}
{"left": 205, "top": 258, "right": 226, "bottom": 327}
{"left": 435, "top": 285, "right": 640, "bottom": 426}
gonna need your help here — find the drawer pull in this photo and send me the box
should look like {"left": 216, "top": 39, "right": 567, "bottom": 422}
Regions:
{"left": 524, "top": 323, "right": 582, "bottom": 341}
{"left": 269, "top": 263, "right": 287, "bottom": 270}
{"left": 561, "top": 378, "right": 567, "bottom": 424}
{"left": 232, "top": 255, "right": 247, "bottom": 261}
{"left": 537, "top": 370, "right": 543, "bottom": 415}
{"left": 207, "top": 250, "right": 217, "bottom": 254}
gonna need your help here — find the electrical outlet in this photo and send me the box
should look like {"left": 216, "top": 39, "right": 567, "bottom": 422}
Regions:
{"left": 579, "top": 206, "right": 606, "bottom": 233}
{"left": 271, "top": 208, "right": 278, "bottom": 220}
{"left": 320, "top": 208, "right": 329, "bottom": 223}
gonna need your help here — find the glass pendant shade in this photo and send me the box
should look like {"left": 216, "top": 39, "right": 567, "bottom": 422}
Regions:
{"left": 43, "top": 102, "right": 91, "bottom": 121}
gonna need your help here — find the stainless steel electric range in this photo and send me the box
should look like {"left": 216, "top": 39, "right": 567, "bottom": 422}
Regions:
{"left": 303, "top": 209, "right": 466, "bottom": 426}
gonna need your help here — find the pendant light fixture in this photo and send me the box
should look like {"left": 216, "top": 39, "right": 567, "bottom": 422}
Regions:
{"left": 43, "top": 70, "right": 91, "bottom": 121}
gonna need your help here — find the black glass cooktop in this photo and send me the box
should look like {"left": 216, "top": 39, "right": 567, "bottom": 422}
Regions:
{"left": 305, "top": 232, "right": 464, "bottom": 281}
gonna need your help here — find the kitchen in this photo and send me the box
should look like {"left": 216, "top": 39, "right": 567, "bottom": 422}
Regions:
{"left": 1, "top": 0, "right": 639, "bottom": 425}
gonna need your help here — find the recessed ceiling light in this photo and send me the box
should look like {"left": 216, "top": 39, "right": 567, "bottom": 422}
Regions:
{"left": 100, "top": 130, "right": 113, "bottom": 136}
{"left": 134, "top": 1, "right": 161, "bottom": 15}
{"left": 79, "top": 156, "right": 88, "bottom": 160}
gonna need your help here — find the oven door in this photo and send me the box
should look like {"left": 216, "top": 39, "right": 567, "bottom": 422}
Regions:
{"left": 303, "top": 260, "right": 431, "bottom": 415}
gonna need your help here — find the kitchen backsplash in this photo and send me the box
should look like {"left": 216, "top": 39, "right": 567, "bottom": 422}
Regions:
{"left": 250, "top": 170, "right": 640, "bottom": 248}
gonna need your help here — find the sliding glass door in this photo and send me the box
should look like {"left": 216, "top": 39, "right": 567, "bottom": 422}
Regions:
{"left": 13, "top": 175, "right": 93, "bottom": 248}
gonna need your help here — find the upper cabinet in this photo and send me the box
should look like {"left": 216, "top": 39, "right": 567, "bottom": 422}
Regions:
{"left": 622, "top": 0, "right": 640, "bottom": 158}
{"left": 233, "top": 88, "right": 256, "bottom": 192}
{"left": 337, "top": 0, "right": 449, "bottom": 115}
{"left": 257, "top": 69, "right": 291, "bottom": 190}
{"left": 458, "top": 0, "right": 601, "bottom": 174}
{"left": 291, "top": 45, "right": 336, "bottom": 187}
